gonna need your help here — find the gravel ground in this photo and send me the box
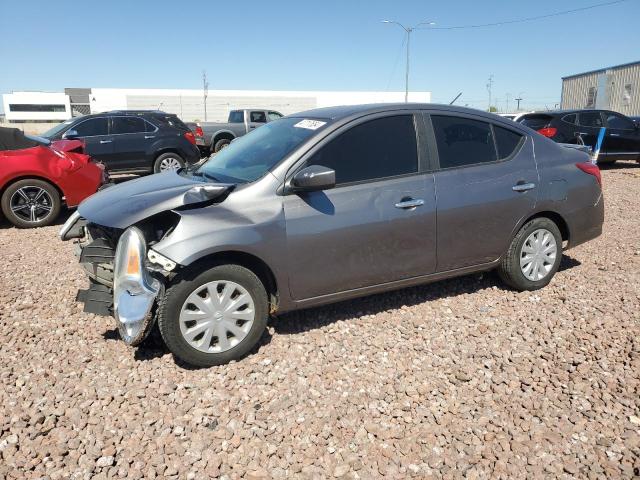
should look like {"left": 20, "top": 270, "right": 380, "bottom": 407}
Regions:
{"left": 1, "top": 165, "right": 639, "bottom": 479}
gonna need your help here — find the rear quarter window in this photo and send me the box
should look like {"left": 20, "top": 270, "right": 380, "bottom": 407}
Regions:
{"left": 518, "top": 114, "right": 553, "bottom": 130}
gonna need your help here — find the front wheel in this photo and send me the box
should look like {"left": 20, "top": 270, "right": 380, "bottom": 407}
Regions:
{"left": 1, "top": 179, "right": 61, "bottom": 228}
{"left": 498, "top": 217, "right": 563, "bottom": 291}
{"left": 158, "top": 263, "right": 269, "bottom": 367}
{"left": 153, "top": 153, "right": 185, "bottom": 173}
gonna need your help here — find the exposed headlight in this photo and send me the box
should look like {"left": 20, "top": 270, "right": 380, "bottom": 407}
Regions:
{"left": 113, "top": 227, "right": 161, "bottom": 345}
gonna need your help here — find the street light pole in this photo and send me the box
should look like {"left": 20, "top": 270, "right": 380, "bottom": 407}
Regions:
{"left": 382, "top": 20, "right": 435, "bottom": 103}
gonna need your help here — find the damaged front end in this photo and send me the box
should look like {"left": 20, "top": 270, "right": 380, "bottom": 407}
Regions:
{"left": 59, "top": 172, "right": 233, "bottom": 346}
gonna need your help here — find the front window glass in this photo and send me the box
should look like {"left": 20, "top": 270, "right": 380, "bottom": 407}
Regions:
{"left": 605, "top": 113, "right": 635, "bottom": 130}
{"left": 306, "top": 115, "right": 418, "bottom": 185}
{"left": 73, "top": 117, "right": 109, "bottom": 137}
{"left": 42, "top": 120, "right": 75, "bottom": 139}
{"left": 250, "top": 111, "right": 267, "bottom": 123}
{"left": 268, "top": 111, "right": 283, "bottom": 121}
{"left": 195, "top": 118, "right": 327, "bottom": 183}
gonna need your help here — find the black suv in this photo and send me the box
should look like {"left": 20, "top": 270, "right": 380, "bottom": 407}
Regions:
{"left": 517, "top": 109, "right": 640, "bottom": 164}
{"left": 42, "top": 110, "right": 201, "bottom": 173}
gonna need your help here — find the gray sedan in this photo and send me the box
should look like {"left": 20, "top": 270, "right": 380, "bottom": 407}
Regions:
{"left": 61, "top": 104, "right": 604, "bottom": 367}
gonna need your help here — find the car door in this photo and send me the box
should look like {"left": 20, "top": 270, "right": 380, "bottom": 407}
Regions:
{"left": 248, "top": 110, "right": 267, "bottom": 132}
{"left": 602, "top": 111, "right": 640, "bottom": 160}
{"left": 68, "top": 117, "right": 113, "bottom": 163}
{"left": 428, "top": 113, "right": 537, "bottom": 271}
{"left": 283, "top": 113, "right": 437, "bottom": 300}
{"left": 110, "top": 116, "right": 154, "bottom": 171}
{"left": 576, "top": 111, "right": 605, "bottom": 150}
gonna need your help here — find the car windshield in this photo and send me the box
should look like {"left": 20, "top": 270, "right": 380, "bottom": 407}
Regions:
{"left": 25, "top": 134, "right": 51, "bottom": 146}
{"left": 41, "top": 120, "right": 75, "bottom": 139}
{"left": 195, "top": 117, "right": 328, "bottom": 183}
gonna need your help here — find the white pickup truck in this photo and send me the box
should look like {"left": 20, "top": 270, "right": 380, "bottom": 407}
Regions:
{"left": 200, "top": 109, "right": 284, "bottom": 153}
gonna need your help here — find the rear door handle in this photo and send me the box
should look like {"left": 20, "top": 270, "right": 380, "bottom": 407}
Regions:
{"left": 99, "top": 140, "right": 112, "bottom": 144}
{"left": 512, "top": 182, "right": 536, "bottom": 192}
{"left": 144, "top": 135, "right": 155, "bottom": 139}
{"left": 609, "top": 133, "right": 620, "bottom": 137}
{"left": 395, "top": 198, "right": 424, "bottom": 209}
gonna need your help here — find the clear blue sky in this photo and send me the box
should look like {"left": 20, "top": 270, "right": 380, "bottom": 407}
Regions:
{"left": 1, "top": 0, "right": 639, "bottom": 112}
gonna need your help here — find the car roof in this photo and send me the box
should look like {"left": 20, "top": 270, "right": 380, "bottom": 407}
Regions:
{"left": 288, "top": 103, "right": 515, "bottom": 122}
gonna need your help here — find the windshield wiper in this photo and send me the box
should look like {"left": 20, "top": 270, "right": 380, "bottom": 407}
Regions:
{"left": 191, "top": 171, "right": 219, "bottom": 182}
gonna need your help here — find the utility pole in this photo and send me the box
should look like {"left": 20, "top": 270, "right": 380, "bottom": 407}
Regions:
{"left": 505, "top": 92, "right": 511, "bottom": 112}
{"left": 486, "top": 74, "right": 494, "bottom": 111}
{"left": 202, "top": 70, "right": 209, "bottom": 122}
{"left": 515, "top": 92, "right": 524, "bottom": 111}
{"left": 382, "top": 19, "right": 436, "bottom": 102}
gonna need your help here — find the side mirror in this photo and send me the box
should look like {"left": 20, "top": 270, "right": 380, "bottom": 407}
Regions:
{"left": 290, "top": 165, "right": 336, "bottom": 193}
{"left": 63, "top": 129, "right": 79, "bottom": 140}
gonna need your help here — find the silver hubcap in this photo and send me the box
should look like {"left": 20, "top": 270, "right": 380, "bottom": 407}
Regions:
{"left": 10, "top": 187, "right": 53, "bottom": 223}
{"left": 159, "top": 157, "right": 182, "bottom": 171}
{"left": 179, "top": 280, "right": 255, "bottom": 353}
{"left": 520, "top": 228, "right": 557, "bottom": 281}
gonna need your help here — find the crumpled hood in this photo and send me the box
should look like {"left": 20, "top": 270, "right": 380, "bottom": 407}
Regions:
{"left": 78, "top": 171, "right": 232, "bottom": 229}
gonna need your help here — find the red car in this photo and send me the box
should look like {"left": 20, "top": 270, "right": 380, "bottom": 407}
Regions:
{"left": 0, "top": 127, "right": 107, "bottom": 228}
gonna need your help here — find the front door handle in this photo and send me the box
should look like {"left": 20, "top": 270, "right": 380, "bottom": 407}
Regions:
{"left": 512, "top": 182, "right": 536, "bottom": 192}
{"left": 99, "top": 140, "right": 112, "bottom": 144}
{"left": 609, "top": 133, "right": 620, "bottom": 137}
{"left": 395, "top": 198, "right": 424, "bottom": 209}
{"left": 144, "top": 135, "right": 155, "bottom": 139}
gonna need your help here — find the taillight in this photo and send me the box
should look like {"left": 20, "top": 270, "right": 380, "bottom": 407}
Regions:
{"left": 184, "top": 131, "right": 196, "bottom": 145}
{"left": 576, "top": 162, "right": 601, "bottom": 187}
{"left": 538, "top": 127, "right": 557, "bottom": 138}
{"left": 195, "top": 126, "right": 204, "bottom": 137}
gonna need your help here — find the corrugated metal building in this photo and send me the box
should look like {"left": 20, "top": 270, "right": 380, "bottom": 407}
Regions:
{"left": 561, "top": 61, "right": 640, "bottom": 115}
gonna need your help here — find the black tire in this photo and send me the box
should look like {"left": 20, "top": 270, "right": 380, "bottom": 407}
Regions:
{"left": 158, "top": 263, "right": 269, "bottom": 367}
{"left": 213, "top": 138, "right": 231, "bottom": 153}
{"left": 153, "top": 152, "right": 185, "bottom": 173}
{"left": 497, "top": 217, "right": 563, "bottom": 291}
{"left": 1, "top": 179, "right": 61, "bottom": 228}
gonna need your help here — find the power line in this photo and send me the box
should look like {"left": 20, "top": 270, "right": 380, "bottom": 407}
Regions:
{"left": 417, "top": 0, "right": 631, "bottom": 30}
{"left": 385, "top": 34, "right": 407, "bottom": 92}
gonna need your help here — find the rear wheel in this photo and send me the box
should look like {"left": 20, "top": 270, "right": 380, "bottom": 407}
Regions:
{"left": 213, "top": 138, "right": 231, "bottom": 153}
{"left": 153, "top": 153, "right": 185, "bottom": 173}
{"left": 1, "top": 179, "right": 61, "bottom": 228}
{"left": 158, "top": 263, "right": 269, "bottom": 367}
{"left": 498, "top": 217, "right": 562, "bottom": 291}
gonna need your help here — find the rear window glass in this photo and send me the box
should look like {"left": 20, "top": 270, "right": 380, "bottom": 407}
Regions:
{"left": 494, "top": 126, "right": 523, "bottom": 159}
{"left": 562, "top": 114, "right": 577, "bottom": 125}
{"left": 153, "top": 114, "right": 188, "bottom": 130}
{"left": 229, "top": 111, "right": 244, "bottom": 123}
{"left": 518, "top": 115, "right": 552, "bottom": 130}
{"left": 112, "top": 116, "right": 146, "bottom": 134}
{"left": 578, "top": 112, "right": 604, "bottom": 127}
{"left": 432, "top": 116, "right": 497, "bottom": 168}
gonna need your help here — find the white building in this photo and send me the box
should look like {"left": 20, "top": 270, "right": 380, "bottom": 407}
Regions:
{"left": 2, "top": 91, "right": 72, "bottom": 122}
{"left": 2, "top": 88, "right": 432, "bottom": 124}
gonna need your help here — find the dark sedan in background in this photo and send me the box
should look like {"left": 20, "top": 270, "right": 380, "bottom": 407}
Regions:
{"left": 516, "top": 109, "right": 640, "bottom": 164}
